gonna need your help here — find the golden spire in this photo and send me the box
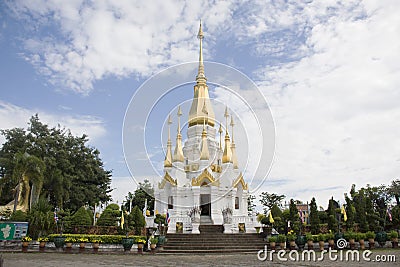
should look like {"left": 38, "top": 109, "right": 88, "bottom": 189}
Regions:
{"left": 164, "top": 115, "right": 173, "bottom": 167}
{"left": 218, "top": 123, "right": 223, "bottom": 150}
{"left": 230, "top": 116, "right": 238, "bottom": 169}
{"left": 200, "top": 102, "right": 210, "bottom": 160}
{"left": 222, "top": 107, "right": 232, "bottom": 163}
{"left": 188, "top": 21, "right": 215, "bottom": 127}
{"left": 196, "top": 20, "right": 206, "bottom": 85}
{"left": 173, "top": 106, "right": 184, "bottom": 162}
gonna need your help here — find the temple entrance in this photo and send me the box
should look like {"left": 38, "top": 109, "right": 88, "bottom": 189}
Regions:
{"left": 200, "top": 194, "right": 211, "bottom": 216}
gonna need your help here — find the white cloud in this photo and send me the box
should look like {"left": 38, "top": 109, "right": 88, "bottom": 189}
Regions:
{"left": 7, "top": 0, "right": 239, "bottom": 94}
{"left": 253, "top": 0, "right": 400, "bottom": 206}
{"left": 0, "top": 100, "right": 106, "bottom": 144}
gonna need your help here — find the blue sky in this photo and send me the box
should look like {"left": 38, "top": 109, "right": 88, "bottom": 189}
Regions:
{"left": 1, "top": 0, "right": 399, "bottom": 209}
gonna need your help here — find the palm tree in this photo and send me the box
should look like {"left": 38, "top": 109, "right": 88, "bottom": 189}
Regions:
{"left": 12, "top": 152, "right": 45, "bottom": 211}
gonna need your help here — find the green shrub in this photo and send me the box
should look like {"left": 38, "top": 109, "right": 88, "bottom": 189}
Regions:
{"left": 317, "top": 234, "right": 325, "bottom": 242}
{"left": 356, "top": 233, "right": 366, "bottom": 241}
{"left": 306, "top": 233, "right": 314, "bottom": 242}
{"left": 268, "top": 236, "right": 277, "bottom": 243}
{"left": 277, "top": 234, "right": 286, "bottom": 243}
{"left": 325, "top": 232, "right": 334, "bottom": 240}
{"left": 71, "top": 207, "right": 92, "bottom": 226}
{"left": 389, "top": 230, "right": 398, "bottom": 239}
{"left": 366, "top": 231, "right": 375, "bottom": 240}
{"left": 149, "top": 237, "right": 158, "bottom": 244}
{"left": 344, "top": 231, "right": 356, "bottom": 241}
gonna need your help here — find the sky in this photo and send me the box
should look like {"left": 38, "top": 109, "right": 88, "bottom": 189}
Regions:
{"left": 1, "top": 0, "right": 399, "bottom": 210}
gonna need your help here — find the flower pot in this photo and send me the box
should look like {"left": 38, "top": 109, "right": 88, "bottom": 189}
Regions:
{"left": 269, "top": 242, "right": 276, "bottom": 250}
{"left": 368, "top": 239, "right": 375, "bottom": 249}
{"left": 349, "top": 239, "right": 355, "bottom": 250}
{"left": 328, "top": 239, "right": 335, "bottom": 249}
{"left": 307, "top": 240, "right": 314, "bottom": 250}
{"left": 319, "top": 241, "right": 325, "bottom": 251}
{"left": 376, "top": 231, "right": 387, "bottom": 248}
{"left": 53, "top": 236, "right": 66, "bottom": 248}
{"left": 150, "top": 243, "right": 156, "bottom": 250}
{"left": 279, "top": 242, "right": 286, "bottom": 250}
{"left": 92, "top": 243, "right": 100, "bottom": 249}
{"left": 22, "top": 241, "right": 29, "bottom": 252}
{"left": 295, "top": 235, "right": 306, "bottom": 251}
{"left": 137, "top": 243, "right": 144, "bottom": 254}
{"left": 39, "top": 241, "right": 46, "bottom": 248}
{"left": 80, "top": 242, "right": 86, "bottom": 249}
{"left": 289, "top": 241, "right": 296, "bottom": 250}
{"left": 359, "top": 239, "right": 365, "bottom": 250}
{"left": 121, "top": 238, "right": 134, "bottom": 252}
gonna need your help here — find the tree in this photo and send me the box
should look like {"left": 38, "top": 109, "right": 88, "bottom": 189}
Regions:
{"left": 71, "top": 206, "right": 92, "bottom": 226}
{"left": 388, "top": 179, "right": 400, "bottom": 206}
{"left": 344, "top": 193, "right": 355, "bottom": 230}
{"left": 0, "top": 115, "right": 112, "bottom": 212}
{"left": 123, "top": 179, "right": 154, "bottom": 214}
{"left": 27, "top": 198, "right": 54, "bottom": 239}
{"left": 12, "top": 152, "right": 45, "bottom": 211}
{"left": 309, "top": 197, "right": 320, "bottom": 234}
{"left": 260, "top": 192, "right": 285, "bottom": 214}
{"left": 288, "top": 199, "right": 300, "bottom": 233}
{"left": 327, "top": 197, "right": 338, "bottom": 232}
{"left": 131, "top": 205, "right": 146, "bottom": 235}
{"left": 96, "top": 204, "right": 121, "bottom": 227}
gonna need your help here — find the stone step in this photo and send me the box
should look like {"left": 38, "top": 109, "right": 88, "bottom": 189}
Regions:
{"left": 199, "top": 225, "right": 224, "bottom": 233}
{"left": 159, "top": 248, "right": 264, "bottom": 254}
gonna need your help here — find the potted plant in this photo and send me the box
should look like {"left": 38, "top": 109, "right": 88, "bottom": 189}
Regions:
{"left": 149, "top": 237, "right": 158, "bottom": 250}
{"left": 366, "top": 231, "right": 375, "bottom": 249}
{"left": 78, "top": 237, "right": 88, "bottom": 249}
{"left": 326, "top": 232, "right": 335, "bottom": 249}
{"left": 38, "top": 236, "right": 49, "bottom": 249}
{"left": 287, "top": 230, "right": 296, "bottom": 250}
{"left": 295, "top": 234, "right": 306, "bottom": 251}
{"left": 375, "top": 231, "right": 387, "bottom": 248}
{"left": 136, "top": 237, "right": 146, "bottom": 254}
{"left": 277, "top": 234, "right": 286, "bottom": 249}
{"left": 268, "top": 236, "right": 277, "bottom": 250}
{"left": 317, "top": 234, "right": 325, "bottom": 251}
{"left": 53, "top": 235, "right": 66, "bottom": 249}
{"left": 306, "top": 233, "right": 314, "bottom": 250}
{"left": 344, "top": 231, "right": 356, "bottom": 249}
{"left": 65, "top": 237, "right": 75, "bottom": 250}
{"left": 91, "top": 238, "right": 102, "bottom": 250}
{"left": 154, "top": 213, "right": 167, "bottom": 249}
{"left": 21, "top": 236, "right": 31, "bottom": 252}
{"left": 389, "top": 230, "right": 398, "bottom": 248}
{"left": 356, "top": 233, "right": 366, "bottom": 250}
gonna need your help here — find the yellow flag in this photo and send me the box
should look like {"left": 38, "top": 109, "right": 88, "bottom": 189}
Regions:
{"left": 269, "top": 211, "right": 274, "bottom": 224}
{"left": 341, "top": 205, "right": 347, "bottom": 222}
{"left": 146, "top": 210, "right": 150, "bottom": 216}
{"left": 155, "top": 209, "right": 159, "bottom": 215}
{"left": 121, "top": 210, "right": 125, "bottom": 229}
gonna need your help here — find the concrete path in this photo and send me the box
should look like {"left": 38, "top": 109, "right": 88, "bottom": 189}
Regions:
{"left": 1, "top": 249, "right": 399, "bottom": 266}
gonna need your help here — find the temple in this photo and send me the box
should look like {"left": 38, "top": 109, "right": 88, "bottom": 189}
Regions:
{"left": 154, "top": 22, "right": 258, "bottom": 233}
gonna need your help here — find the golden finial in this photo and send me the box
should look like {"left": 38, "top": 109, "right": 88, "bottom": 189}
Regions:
{"left": 196, "top": 20, "right": 206, "bottom": 84}
{"left": 218, "top": 123, "right": 223, "bottom": 150}
{"left": 222, "top": 107, "right": 232, "bottom": 163}
{"left": 177, "top": 106, "right": 182, "bottom": 134}
{"left": 164, "top": 115, "right": 173, "bottom": 167}
{"left": 224, "top": 106, "right": 230, "bottom": 137}
{"left": 173, "top": 107, "right": 184, "bottom": 163}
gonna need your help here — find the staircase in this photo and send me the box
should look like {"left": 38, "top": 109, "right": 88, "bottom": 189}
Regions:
{"left": 162, "top": 225, "right": 266, "bottom": 253}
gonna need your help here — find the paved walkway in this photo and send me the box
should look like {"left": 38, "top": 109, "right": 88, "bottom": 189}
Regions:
{"left": 1, "top": 249, "right": 399, "bottom": 267}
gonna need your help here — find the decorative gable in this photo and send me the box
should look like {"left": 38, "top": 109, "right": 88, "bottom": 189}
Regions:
{"left": 232, "top": 172, "right": 248, "bottom": 190}
{"left": 158, "top": 172, "right": 177, "bottom": 189}
{"left": 192, "top": 168, "right": 220, "bottom": 186}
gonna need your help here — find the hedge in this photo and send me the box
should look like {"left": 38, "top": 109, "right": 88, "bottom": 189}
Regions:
{"left": 48, "top": 234, "right": 146, "bottom": 244}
